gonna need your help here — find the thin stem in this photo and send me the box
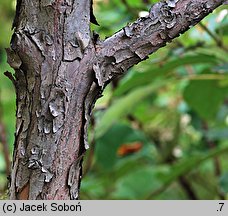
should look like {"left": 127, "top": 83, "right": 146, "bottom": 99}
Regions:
{"left": 178, "top": 176, "right": 198, "bottom": 199}
{"left": 199, "top": 22, "right": 228, "bottom": 52}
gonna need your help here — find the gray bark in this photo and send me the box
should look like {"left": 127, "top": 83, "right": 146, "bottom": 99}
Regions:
{"left": 7, "top": 0, "right": 226, "bottom": 199}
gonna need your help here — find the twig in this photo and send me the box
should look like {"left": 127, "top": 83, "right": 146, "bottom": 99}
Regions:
{"left": 202, "top": 121, "right": 222, "bottom": 177}
{"left": 201, "top": 122, "right": 225, "bottom": 199}
{"left": 199, "top": 22, "right": 228, "bottom": 52}
{"left": 178, "top": 176, "right": 198, "bottom": 199}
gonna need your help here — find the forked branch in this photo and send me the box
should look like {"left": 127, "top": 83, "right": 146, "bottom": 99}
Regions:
{"left": 93, "top": 0, "right": 226, "bottom": 88}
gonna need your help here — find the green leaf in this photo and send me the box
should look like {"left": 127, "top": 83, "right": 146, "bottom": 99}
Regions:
{"left": 112, "top": 144, "right": 228, "bottom": 199}
{"left": 216, "top": 23, "right": 228, "bottom": 35}
{"left": 80, "top": 175, "right": 106, "bottom": 199}
{"left": 95, "top": 81, "right": 166, "bottom": 139}
{"left": 205, "top": 128, "right": 228, "bottom": 141}
{"left": 183, "top": 79, "right": 228, "bottom": 120}
{"left": 0, "top": 153, "right": 5, "bottom": 171}
{"left": 115, "top": 54, "right": 221, "bottom": 96}
{"left": 213, "top": 63, "right": 228, "bottom": 73}
{"left": 147, "top": 145, "right": 228, "bottom": 199}
{"left": 219, "top": 172, "right": 228, "bottom": 194}
{"left": 112, "top": 166, "right": 170, "bottom": 199}
{"left": 95, "top": 124, "right": 148, "bottom": 171}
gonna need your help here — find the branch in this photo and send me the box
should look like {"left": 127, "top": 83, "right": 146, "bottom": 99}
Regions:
{"left": 94, "top": 0, "right": 226, "bottom": 88}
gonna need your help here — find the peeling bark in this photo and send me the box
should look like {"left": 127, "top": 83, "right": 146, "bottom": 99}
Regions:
{"left": 94, "top": 0, "right": 226, "bottom": 87}
{"left": 8, "top": 0, "right": 226, "bottom": 199}
{"left": 9, "top": 0, "right": 101, "bottom": 200}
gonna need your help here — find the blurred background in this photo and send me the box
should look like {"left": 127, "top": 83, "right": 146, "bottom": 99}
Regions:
{"left": 0, "top": 0, "right": 228, "bottom": 199}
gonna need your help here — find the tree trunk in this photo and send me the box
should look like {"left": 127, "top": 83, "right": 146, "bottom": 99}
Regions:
{"left": 7, "top": 0, "right": 226, "bottom": 199}
{"left": 8, "top": 0, "right": 101, "bottom": 200}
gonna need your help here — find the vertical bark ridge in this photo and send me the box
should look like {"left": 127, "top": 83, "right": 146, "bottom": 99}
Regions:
{"left": 9, "top": 0, "right": 99, "bottom": 200}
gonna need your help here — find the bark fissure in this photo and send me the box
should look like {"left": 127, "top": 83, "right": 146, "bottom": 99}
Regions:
{"left": 95, "top": 0, "right": 225, "bottom": 87}
{"left": 8, "top": 0, "right": 226, "bottom": 199}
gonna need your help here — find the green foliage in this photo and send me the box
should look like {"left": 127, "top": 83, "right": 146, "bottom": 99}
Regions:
{"left": 220, "top": 172, "right": 228, "bottom": 194}
{"left": 1, "top": 0, "right": 228, "bottom": 199}
{"left": 0, "top": 0, "right": 15, "bottom": 195}
{"left": 114, "top": 53, "right": 221, "bottom": 96}
{"left": 112, "top": 145, "right": 228, "bottom": 199}
{"left": 0, "top": 0, "right": 14, "bottom": 49}
{"left": 184, "top": 79, "right": 228, "bottom": 120}
{"left": 82, "top": 1, "right": 228, "bottom": 200}
{"left": 95, "top": 82, "right": 166, "bottom": 138}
